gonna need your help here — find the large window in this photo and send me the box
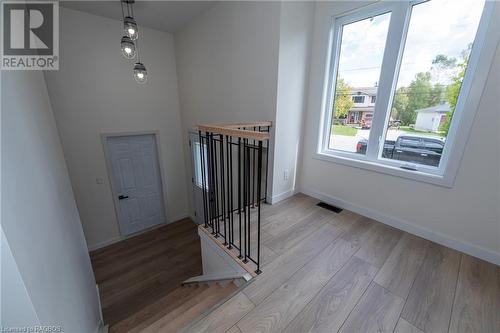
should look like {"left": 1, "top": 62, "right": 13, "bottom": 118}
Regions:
{"left": 319, "top": 0, "right": 494, "bottom": 185}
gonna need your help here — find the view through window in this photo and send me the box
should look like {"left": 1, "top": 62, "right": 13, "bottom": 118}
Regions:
{"left": 381, "top": 0, "right": 484, "bottom": 167}
{"left": 326, "top": 0, "right": 486, "bottom": 171}
{"left": 329, "top": 12, "right": 391, "bottom": 154}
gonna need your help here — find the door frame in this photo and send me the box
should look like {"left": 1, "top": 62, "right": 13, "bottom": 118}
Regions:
{"left": 188, "top": 130, "right": 207, "bottom": 225}
{"left": 101, "top": 130, "right": 168, "bottom": 237}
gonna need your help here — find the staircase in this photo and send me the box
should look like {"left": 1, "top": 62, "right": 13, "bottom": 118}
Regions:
{"left": 110, "top": 122, "right": 272, "bottom": 332}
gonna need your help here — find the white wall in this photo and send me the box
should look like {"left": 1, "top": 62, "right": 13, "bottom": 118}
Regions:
{"left": 1, "top": 227, "right": 39, "bottom": 327}
{"left": 2, "top": 70, "right": 101, "bottom": 331}
{"left": 45, "top": 8, "right": 189, "bottom": 249}
{"left": 174, "top": 1, "right": 282, "bottom": 211}
{"left": 299, "top": 1, "right": 500, "bottom": 264}
{"left": 271, "top": 2, "right": 315, "bottom": 202}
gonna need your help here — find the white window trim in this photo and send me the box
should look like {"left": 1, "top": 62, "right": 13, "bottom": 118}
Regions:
{"left": 315, "top": 0, "right": 498, "bottom": 187}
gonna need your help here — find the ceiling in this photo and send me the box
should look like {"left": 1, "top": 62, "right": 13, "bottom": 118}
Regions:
{"left": 61, "top": 1, "right": 215, "bottom": 33}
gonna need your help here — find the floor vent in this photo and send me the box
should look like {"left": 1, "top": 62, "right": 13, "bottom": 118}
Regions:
{"left": 317, "top": 202, "right": 343, "bottom": 213}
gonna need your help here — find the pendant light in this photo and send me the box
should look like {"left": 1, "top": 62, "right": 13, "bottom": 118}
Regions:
{"left": 133, "top": 62, "right": 147, "bottom": 84}
{"left": 120, "top": 0, "right": 148, "bottom": 84}
{"left": 124, "top": 16, "right": 138, "bottom": 40}
{"left": 120, "top": 36, "right": 136, "bottom": 59}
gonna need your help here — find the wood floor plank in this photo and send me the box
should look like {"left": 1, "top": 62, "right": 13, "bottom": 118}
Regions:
{"left": 449, "top": 254, "right": 500, "bottom": 333}
{"left": 226, "top": 325, "right": 242, "bottom": 333}
{"left": 141, "top": 283, "right": 237, "bottom": 333}
{"left": 374, "top": 233, "right": 429, "bottom": 298}
{"left": 340, "top": 216, "right": 375, "bottom": 248}
{"left": 262, "top": 199, "right": 320, "bottom": 236}
{"left": 401, "top": 242, "right": 461, "bottom": 333}
{"left": 237, "top": 238, "right": 358, "bottom": 333}
{"left": 259, "top": 244, "right": 279, "bottom": 267}
{"left": 394, "top": 318, "right": 423, "bottom": 333}
{"left": 339, "top": 282, "right": 405, "bottom": 333}
{"left": 285, "top": 256, "right": 378, "bottom": 333}
{"left": 264, "top": 208, "right": 336, "bottom": 255}
{"left": 185, "top": 292, "right": 254, "bottom": 333}
{"left": 110, "top": 285, "right": 209, "bottom": 333}
{"left": 95, "top": 194, "right": 500, "bottom": 333}
{"left": 329, "top": 209, "right": 364, "bottom": 230}
{"left": 242, "top": 222, "right": 342, "bottom": 305}
{"left": 91, "top": 219, "right": 203, "bottom": 327}
{"left": 354, "top": 222, "right": 403, "bottom": 268}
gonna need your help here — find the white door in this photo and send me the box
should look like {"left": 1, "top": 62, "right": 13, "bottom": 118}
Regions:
{"left": 106, "top": 134, "right": 166, "bottom": 235}
{"left": 190, "top": 132, "right": 207, "bottom": 225}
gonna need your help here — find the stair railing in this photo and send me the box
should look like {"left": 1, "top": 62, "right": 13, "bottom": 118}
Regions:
{"left": 197, "top": 121, "right": 271, "bottom": 274}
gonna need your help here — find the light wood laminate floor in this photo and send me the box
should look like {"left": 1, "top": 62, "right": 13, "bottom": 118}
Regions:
{"left": 184, "top": 193, "right": 500, "bottom": 333}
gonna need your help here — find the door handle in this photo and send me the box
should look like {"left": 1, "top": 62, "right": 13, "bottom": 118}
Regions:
{"left": 118, "top": 195, "right": 129, "bottom": 200}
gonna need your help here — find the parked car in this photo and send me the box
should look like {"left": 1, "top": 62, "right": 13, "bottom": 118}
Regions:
{"left": 356, "top": 135, "right": 445, "bottom": 167}
{"left": 388, "top": 119, "right": 401, "bottom": 129}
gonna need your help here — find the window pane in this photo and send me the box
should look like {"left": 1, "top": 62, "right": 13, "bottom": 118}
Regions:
{"left": 193, "top": 142, "right": 208, "bottom": 188}
{"left": 382, "top": 0, "right": 484, "bottom": 167}
{"left": 328, "top": 12, "right": 391, "bottom": 154}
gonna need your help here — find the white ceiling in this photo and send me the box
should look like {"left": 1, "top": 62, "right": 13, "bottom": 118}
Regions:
{"left": 61, "top": 1, "right": 215, "bottom": 33}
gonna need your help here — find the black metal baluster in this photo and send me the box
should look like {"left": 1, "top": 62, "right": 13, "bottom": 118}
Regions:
{"left": 256, "top": 139, "right": 263, "bottom": 274}
{"left": 212, "top": 134, "right": 219, "bottom": 235}
{"left": 242, "top": 138, "right": 248, "bottom": 263}
{"left": 220, "top": 135, "right": 227, "bottom": 245}
{"left": 228, "top": 136, "right": 234, "bottom": 249}
{"left": 252, "top": 127, "right": 256, "bottom": 207}
{"left": 246, "top": 140, "right": 252, "bottom": 257}
{"left": 208, "top": 132, "right": 215, "bottom": 231}
{"left": 237, "top": 137, "right": 243, "bottom": 259}
{"left": 264, "top": 127, "right": 269, "bottom": 203}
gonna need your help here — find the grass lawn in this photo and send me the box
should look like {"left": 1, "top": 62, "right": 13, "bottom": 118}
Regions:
{"left": 399, "top": 126, "right": 444, "bottom": 137}
{"left": 331, "top": 125, "right": 358, "bottom": 136}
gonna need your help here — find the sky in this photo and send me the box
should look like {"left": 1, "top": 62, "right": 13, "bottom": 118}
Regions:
{"left": 336, "top": 0, "right": 485, "bottom": 89}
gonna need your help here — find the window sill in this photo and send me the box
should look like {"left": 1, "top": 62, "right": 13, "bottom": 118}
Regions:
{"left": 313, "top": 151, "right": 455, "bottom": 188}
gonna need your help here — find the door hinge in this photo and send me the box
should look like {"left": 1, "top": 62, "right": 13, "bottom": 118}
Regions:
{"left": 189, "top": 140, "right": 192, "bottom": 147}
{"left": 191, "top": 177, "right": 194, "bottom": 183}
{"left": 194, "top": 211, "right": 197, "bottom": 216}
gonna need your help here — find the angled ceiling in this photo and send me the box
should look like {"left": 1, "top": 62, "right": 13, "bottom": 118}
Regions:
{"left": 61, "top": 1, "right": 216, "bottom": 33}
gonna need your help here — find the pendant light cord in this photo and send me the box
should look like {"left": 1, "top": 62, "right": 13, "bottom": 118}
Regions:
{"left": 120, "top": 0, "right": 125, "bottom": 21}
{"left": 136, "top": 38, "right": 141, "bottom": 63}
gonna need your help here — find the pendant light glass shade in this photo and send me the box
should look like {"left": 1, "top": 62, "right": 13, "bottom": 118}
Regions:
{"left": 133, "top": 62, "right": 147, "bottom": 84}
{"left": 124, "top": 16, "right": 138, "bottom": 40}
{"left": 120, "top": 36, "right": 136, "bottom": 59}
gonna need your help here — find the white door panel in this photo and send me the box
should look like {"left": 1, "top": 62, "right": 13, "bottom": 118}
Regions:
{"left": 106, "top": 134, "right": 166, "bottom": 235}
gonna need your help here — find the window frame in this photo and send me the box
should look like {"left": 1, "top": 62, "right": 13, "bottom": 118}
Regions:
{"left": 316, "top": 0, "right": 497, "bottom": 187}
{"left": 352, "top": 95, "right": 365, "bottom": 104}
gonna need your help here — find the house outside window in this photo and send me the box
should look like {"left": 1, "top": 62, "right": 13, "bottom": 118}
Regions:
{"left": 319, "top": 0, "right": 496, "bottom": 186}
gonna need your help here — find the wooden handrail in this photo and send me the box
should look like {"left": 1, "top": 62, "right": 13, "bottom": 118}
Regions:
{"left": 207, "top": 121, "right": 272, "bottom": 129}
{"left": 198, "top": 121, "right": 272, "bottom": 141}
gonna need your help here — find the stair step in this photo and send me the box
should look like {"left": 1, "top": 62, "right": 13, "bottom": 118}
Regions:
{"left": 140, "top": 282, "right": 238, "bottom": 332}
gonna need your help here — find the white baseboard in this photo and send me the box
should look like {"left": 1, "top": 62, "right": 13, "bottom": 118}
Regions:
{"left": 270, "top": 188, "right": 298, "bottom": 204}
{"left": 167, "top": 213, "right": 190, "bottom": 223}
{"left": 87, "top": 213, "right": 190, "bottom": 252}
{"left": 87, "top": 236, "right": 122, "bottom": 252}
{"left": 300, "top": 187, "right": 500, "bottom": 266}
